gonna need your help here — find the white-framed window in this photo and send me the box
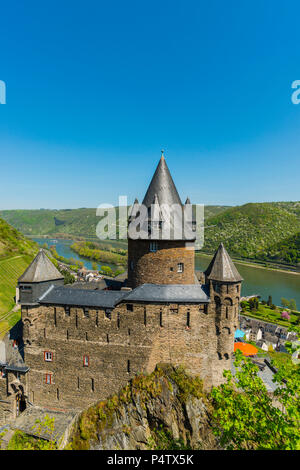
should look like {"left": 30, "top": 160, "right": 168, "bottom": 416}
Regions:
{"left": 150, "top": 241, "right": 158, "bottom": 252}
{"left": 177, "top": 263, "right": 184, "bottom": 273}
{"left": 44, "top": 351, "right": 53, "bottom": 362}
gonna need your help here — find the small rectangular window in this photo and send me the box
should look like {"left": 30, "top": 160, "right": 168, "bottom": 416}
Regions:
{"left": 186, "top": 311, "right": 190, "bottom": 328}
{"left": 83, "top": 308, "right": 89, "bottom": 318}
{"left": 65, "top": 306, "right": 70, "bottom": 316}
{"left": 177, "top": 263, "right": 184, "bottom": 273}
{"left": 126, "top": 304, "right": 133, "bottom": 312}
{"left": 105, "top": 309, "right": 112, "bottom": 320}
{"left": 83, "top": 355, "right": 89, "bottom": 367}
{"left": 150, "top": 241, "right": 158, "bottom": 252}
{"left": 45, "top": 374, "right": 52, "bottom": 385}
{"left": 44, "top": 351, "right": 53, "bottom": 362}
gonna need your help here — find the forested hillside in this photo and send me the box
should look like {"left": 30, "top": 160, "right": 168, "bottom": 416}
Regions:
{"left": 203, "top": 202, "right": 300, "bottom": 264}
{"left": 1, "top": 202, "right": 300, "bottom": 266}
{"left": 0, "top": 206, "right": 229, "bottom": 240}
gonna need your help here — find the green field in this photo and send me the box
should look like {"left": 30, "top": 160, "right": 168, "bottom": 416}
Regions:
{"left": 240, "top": 301, "right": 300, "bottom": 328}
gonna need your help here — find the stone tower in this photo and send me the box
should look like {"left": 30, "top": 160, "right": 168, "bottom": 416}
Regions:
{"left": 127, "top": 152, "right": 196, "bottom": 288}
{"left": 205, "top": 243, "right": 243, "bottom": 361}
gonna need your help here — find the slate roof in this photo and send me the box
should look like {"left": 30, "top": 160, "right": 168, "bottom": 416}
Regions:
{"left": 129, "top": 153, "right": 195, "bottom": 241}
{"left": 38, "top": 282, "right": 210, "bottom": 307}
{"left": 39, "top": 286, "right": 129, "bottom": 308}
{"left": 142, "top": 153, "right": 183, "bottom": 209}
{"left": 18, "top": 249, "right": 64, "bottom": 283}
{"left": 205, "top": 243, "right": 243, "bottom": 282}
{"left": 124, "top": 283, "right": 210, "bottom": 303}
{"left": 69, "top": 277, "right": 125, "bottom": 291}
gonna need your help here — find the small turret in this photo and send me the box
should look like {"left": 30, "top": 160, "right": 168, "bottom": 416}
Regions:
{"left": 18, "top": 249, "right": 64, "bottom": 306}
{"left": 206, "top": 243, "right": 243, "bottom": 360}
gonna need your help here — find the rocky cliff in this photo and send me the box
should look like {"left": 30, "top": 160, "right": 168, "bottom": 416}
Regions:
{"left": 70, "top": 364, "right": 219, "bottom": 450}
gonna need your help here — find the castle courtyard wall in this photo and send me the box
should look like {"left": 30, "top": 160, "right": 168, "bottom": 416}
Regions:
{"left": 21, "top": 299, "right": 229, "bottom": 411}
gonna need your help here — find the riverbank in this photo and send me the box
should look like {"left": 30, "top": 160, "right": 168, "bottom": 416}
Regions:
{"left": 196, "top": 252, "right": 300, "bottom": 276}
{"left": 70, "top": 241, "right": 127, "bottom": 267}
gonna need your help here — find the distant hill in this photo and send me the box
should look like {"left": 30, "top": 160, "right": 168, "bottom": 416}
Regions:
{"left": 0, "top": 206, "right": 230, "bottom": 241}
{"left": 203, "top": 202, "right": 300, "bottom": 265}
{"left": 1, "top": 202, "right": 300, "bottom": 266}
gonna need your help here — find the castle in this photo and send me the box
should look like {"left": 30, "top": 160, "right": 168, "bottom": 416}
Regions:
{"left": 0, "top": 154, "right": 242, "bottom": 424}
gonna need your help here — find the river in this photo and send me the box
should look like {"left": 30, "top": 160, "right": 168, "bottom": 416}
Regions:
{"left": 33, "top": 238, "right": 118, "bottom": 271}
{"left": 34, "top": 238, "right": 300, "bottom": 308}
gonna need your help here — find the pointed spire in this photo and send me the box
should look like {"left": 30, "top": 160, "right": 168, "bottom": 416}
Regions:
{"left": 185, "top": 197, "right": 191, "bottom": 205}
{"left": 142, "top": 152, "right": 182, "bottom": 209}
{"left": 18, "top": 249, "right": 64, "bottom": 283}
{"left": 205, "top": 243, "right": 243, "bottom": 282}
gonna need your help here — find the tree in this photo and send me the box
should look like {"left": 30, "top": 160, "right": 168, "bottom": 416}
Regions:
{"left": 211, "top": 349, "right": 300, "bottom": 450}
{"left": 289, "top": 299, "right": 297, "bottom": 311}
{"left": 281, "top": 311, "right": 290, "bottom": 321}
{"left": 248, "top": 297, "right": 259, "bottom": 311}
{"left": 60, "top": 269, "right": 75, "bottom": 285}
{"left": 92, "top": 262, "right": 98, "bottom": 271}
{"left": 100, "top": 266, "right": 113, "bottom": 276}
{"left": 281, "top": 298, "right": 290, "bottom": 309}
{"left": 267, "top": 295, "right": 273, "bottom": 307}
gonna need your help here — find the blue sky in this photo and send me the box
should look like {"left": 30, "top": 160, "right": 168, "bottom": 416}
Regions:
{"left": 0, "top": 0, "right": 300, "bottom": 209}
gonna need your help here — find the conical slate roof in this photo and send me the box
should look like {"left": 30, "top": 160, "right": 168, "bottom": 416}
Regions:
{"left": 142, "top": 153, "right": 182, "bottom": 209}
{"left": 18, "top": 249, "right": 64, "bottom": 283}
{"left": 205, "top": 243, "right": 243, "bottom": 282}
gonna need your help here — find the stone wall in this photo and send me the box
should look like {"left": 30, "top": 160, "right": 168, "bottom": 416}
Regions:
{"left": 127, "top": 239, "right": 195, "bottom": 288}
{"left": 21, "top": 294, "right": 229, "bottom": 412}
{"left": 0, "top": 370, "right": 27, "bottom": 425}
